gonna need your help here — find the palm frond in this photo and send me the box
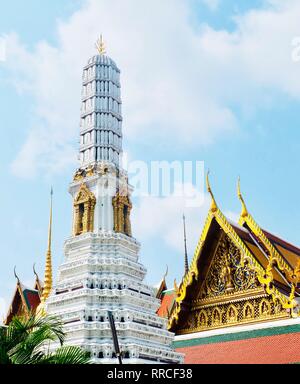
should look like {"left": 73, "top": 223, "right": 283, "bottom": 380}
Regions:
{"left": 1, "top": 314, "right": 89, "bottom": 365}
{"left": 37, "top": 346, "right": 91, "bottom": 365}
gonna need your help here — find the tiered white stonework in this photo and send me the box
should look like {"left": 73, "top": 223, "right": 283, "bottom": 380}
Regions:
{"left": 80, "top": 55, "right": 123, "bottom": 168}
{"left": 46, "top": 51, "right": 183, "bottom": 364}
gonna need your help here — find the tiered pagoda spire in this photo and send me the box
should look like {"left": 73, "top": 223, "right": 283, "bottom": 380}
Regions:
{"left": 79, "top": 37, "right": 122, "bottom": 168}
{"left": 44, "top": 39, "right": 183, "bottom": 364}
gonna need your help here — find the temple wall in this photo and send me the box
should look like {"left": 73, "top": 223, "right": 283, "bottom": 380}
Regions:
{"left": 174, "top": 321, "right": 300, "bottom": 364}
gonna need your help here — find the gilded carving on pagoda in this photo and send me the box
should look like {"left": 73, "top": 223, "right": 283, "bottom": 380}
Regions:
{"left": 73, "top": 168, "right": 85, "bottom": 181}
{"left": 73, "top": 163, "right": 117, "bottom": 182}
{"left": 86, "top": 165, "right": 95, "bottom": 177}
{"left": 112, "top": 192, "right": 132, "bottom": 237}
{"left": 73, "top": 183, "right": 96, "bottom": 236}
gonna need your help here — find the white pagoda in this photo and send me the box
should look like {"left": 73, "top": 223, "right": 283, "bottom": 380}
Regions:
{"left": 46, "top": 38, "right": 183, "bottom": 364}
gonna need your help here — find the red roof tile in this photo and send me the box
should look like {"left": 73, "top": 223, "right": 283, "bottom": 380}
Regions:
{"left": 176, "top": 332, "right": 300, "bottom": 364}
{"left": 157, "top": 290, "right": 176, "bottom": 318}
{"left": 23, "top": 290, "right": 40, "bottom": 311}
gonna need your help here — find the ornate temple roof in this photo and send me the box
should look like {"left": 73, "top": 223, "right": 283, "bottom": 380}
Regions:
{"left": 4, "top": 189, "right": 52, "bottom": 324}
{"left": 22, "top": 289, "right": 41, "bottom": 312}
{"left": 161, "top": 174, "right": 300, "bottom": 333}
{"left": 5, "top": 281, "right": 41, "bottom": 325}
{"left": 157, "top": 289, "right": 176, "bottom": 319}
{"left": 262, "top": 229, "right": 300, "bottom": 266}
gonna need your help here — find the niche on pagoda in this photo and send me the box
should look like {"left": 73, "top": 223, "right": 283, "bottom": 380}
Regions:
{"left": 112, "top": 191, "right": 132, "bottom": 237}
{"left": 73, "top": 183, "right": 96, "bottom": 236}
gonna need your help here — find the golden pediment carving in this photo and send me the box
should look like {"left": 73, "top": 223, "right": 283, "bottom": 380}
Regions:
{"left": 171, "top": 235, "right": 289, "bottom": 335}
{"left": 200, "top": 235, "right": 259, "bottom": 300}
{"left": 168, "top": 178, "right": 298, "bottom": 334}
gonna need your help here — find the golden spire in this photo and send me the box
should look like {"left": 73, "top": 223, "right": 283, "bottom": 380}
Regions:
{"left": 95, "top": 35, "right": 106, "bottom": 55}
{"left": 206, "top": 171, "right": 218, "bottom": 212}
{"left": 237, "top": 177, "right": 248, "bottom": 218}
{"left": 41, "top": 187, "right": 53, "bottom": 304}
{"left": 183, "top": 214, "right": 189, "bottom": 275}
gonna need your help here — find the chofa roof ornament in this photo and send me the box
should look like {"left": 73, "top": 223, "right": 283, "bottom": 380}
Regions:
{"left": 206, "top": 170, "right": 218, "bottom": 213}
{"left": 237, "top": 177, "right": 249, "bottom": 220}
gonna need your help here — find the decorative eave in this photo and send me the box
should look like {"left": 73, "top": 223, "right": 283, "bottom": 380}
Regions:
{"left": 33, "top": 264, "right": 43, "bottom": 297}
{"left": 4, "top": 281, "right": 29, "bottom": 325}
{"left": 156, "top": 266, "right": 169, "bottom": 299}
{"left": 156, "top": 280, "right": 167, "bottom": 299}
{"left": 237, "top": 179, "right": 299, "bottom": 298}
{"left": 168, "top": 174, "right": 297, "bottom": 330}
{"left": 34, "top": 277, "right": 43, "bottom": 297}
{"left": 191, "top": 287, "right": 267, "bottom": 309}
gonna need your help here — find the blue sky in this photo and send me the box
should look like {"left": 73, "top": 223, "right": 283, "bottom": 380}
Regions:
{"left": 1, "top": 0, "right": 300, "bottom": 320}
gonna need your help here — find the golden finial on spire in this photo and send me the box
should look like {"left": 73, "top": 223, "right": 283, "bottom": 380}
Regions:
{"left": 41, "top": 187, "right": 53, "bottom": 305}
{"left": 237, "top": 177, "right": 248, "bottom": 218}
{"left": 95, "top": 35, "right": 106, "bottom": 55}
{"left": 206, "top": 171, "right": 218, "bottom": 212}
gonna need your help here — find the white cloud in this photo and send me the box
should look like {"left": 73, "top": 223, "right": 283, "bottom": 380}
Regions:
{"left": 5, "top": 0, "right": 237, "bottom": 179}
{"left": 225, "top": 210, "right": 240, "bottom": 224}
{"left": 132, "top": 183, "right": 238, "bottom": 254}
{"left": 4, "top": 0, "right": 300, "bottom": 178}
{"left": 132, "top": 184, "right": 209, "bottom": 254}
{"left": 198, "top": 0, "right": 300, "bottom": 102}
{"left": 131, "top": 182, "right": 240, "bottom": 285}
{"left": 201, "top": 0, "right": 220, "bottom": 11}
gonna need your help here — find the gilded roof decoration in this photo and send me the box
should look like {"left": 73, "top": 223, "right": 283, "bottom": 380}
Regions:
{"left": 168, "top": 174, "right": 300, "bottom": 332}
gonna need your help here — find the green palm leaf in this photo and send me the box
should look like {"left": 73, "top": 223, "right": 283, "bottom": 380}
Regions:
{"left": 37, "top": 346, "right": 91, "bottom": 365}
{"left": 0, "top": 313, "right": 90, "bottom": 365}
